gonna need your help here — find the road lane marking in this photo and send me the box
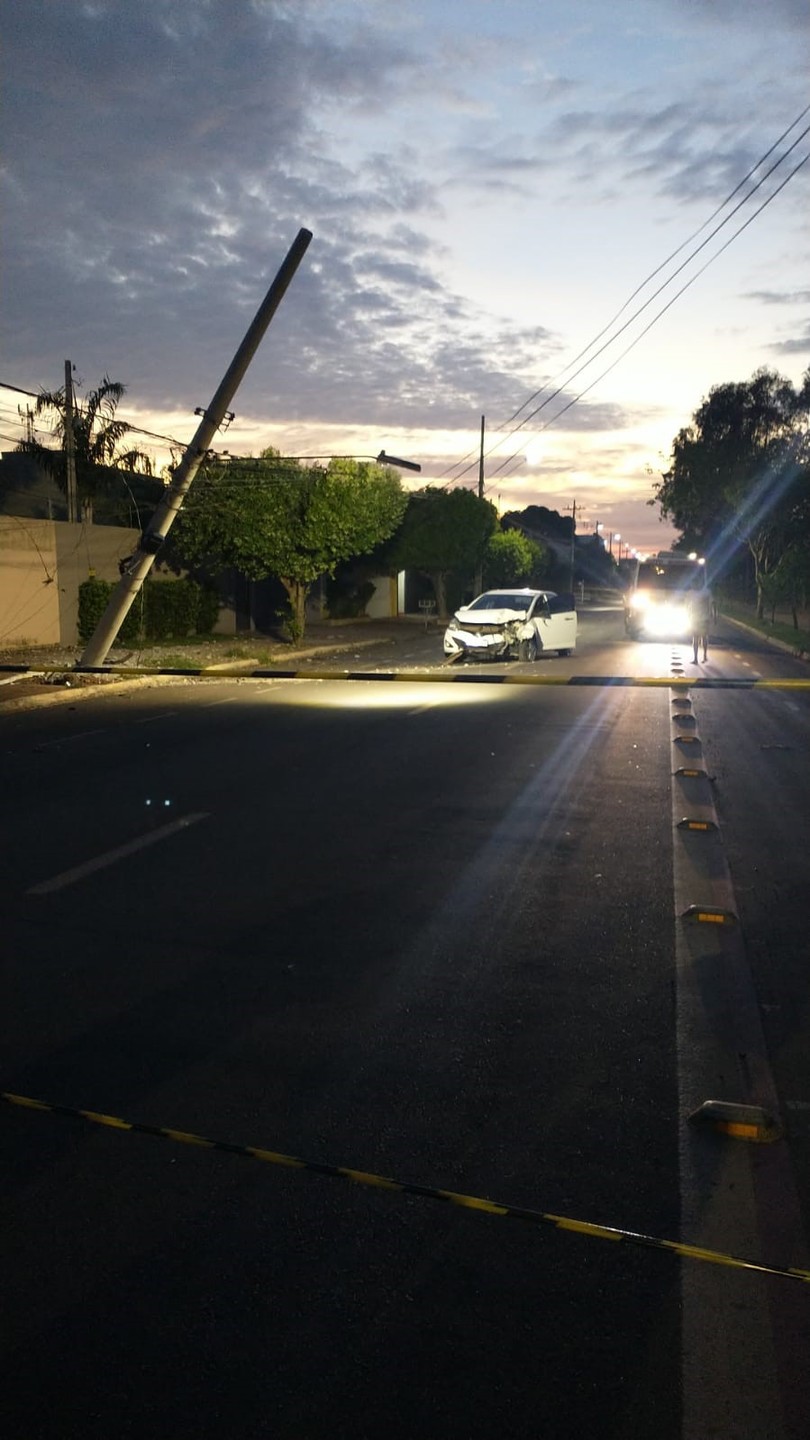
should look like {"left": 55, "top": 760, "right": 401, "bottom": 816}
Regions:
{"left": 134, "top": 711, "right": 178, "bottom": 724}
{"left": 35, "top": 729, "right": 104, "bottom": 748}
{"left": 26, "top": 812, "right": 210, "bottom": 895}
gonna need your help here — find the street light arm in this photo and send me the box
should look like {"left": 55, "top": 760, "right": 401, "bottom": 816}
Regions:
{"left": 377, "top": 451, "right": 421, "bottom": 472}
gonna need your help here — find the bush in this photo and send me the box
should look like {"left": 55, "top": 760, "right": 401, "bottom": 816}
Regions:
{"left": 78, "top": 577, "right": 220, "bottom": 644}
{"left": 326, "top": 577, "right": 376, "bottom": 618}
{"left": 78, "top": 577, "right": 141, "bottom": 643}
{"left": 145, "top": 579, "right": 200, "bottom": 640}
{"left": 195, "top": 583, "right": 220, "bottom": 635}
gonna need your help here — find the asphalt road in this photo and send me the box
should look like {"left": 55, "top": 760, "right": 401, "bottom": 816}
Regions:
{"left": 1, "top": 607, "right": 809, "bottom": 1439}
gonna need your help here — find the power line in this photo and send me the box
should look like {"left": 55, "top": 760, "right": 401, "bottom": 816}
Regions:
{"left": 484, "top": 147, "right": 810, "bottom": 488}
{"left": 0, "top": 381, "right": 188, "bottom": 449}
{"left": 439, "top": 105, "right": 810, "bottom": 488}
{"left": 502, "top": 103, "right": 810, "bottom": 434}
{"left": 503, "top": 121, "right": 810, "bottom": 445}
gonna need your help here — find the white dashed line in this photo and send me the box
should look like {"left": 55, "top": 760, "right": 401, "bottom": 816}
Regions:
{"left": 35, "top": 729, "right": 103, "bottom": 748}
{"left": 26, "top": 812, "right": 210, "bottom": 895}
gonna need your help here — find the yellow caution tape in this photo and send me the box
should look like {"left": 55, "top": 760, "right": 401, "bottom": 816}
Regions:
{"left": 3, "top": 664, "right": 810, "bottom": 689}
{"left": 2, "top": 1090, "right": 808, "bottom": 1286}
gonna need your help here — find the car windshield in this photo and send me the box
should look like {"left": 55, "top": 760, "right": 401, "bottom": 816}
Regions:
{"left": 636, "top": 564, "right": 703, "bottom": 592}
{"left": 467, "top": 592, "right": 536, "bottom": 613}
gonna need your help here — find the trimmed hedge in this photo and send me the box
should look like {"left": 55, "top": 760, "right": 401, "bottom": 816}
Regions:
{"left": 78, "top": 577, "right": 219, "bottom": 644}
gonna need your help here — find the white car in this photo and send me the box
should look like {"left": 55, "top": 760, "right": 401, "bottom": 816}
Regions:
{"left": 443, "top": 588, "right": 577, "bottom": 662}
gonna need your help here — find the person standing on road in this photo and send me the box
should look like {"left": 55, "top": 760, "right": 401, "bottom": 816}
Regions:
{"left": 688, "top": 579, "right": 713, "bottom": 663}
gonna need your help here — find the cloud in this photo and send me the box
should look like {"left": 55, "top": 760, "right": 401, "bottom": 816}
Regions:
{"left": 747, "top": 290, "right": 810, "bottom": 307}
{"left": 2, "top": 0, "right": 575, "bottom": 436}
{"left": 769, "top": 331, "right": 810, "bottom": 357}
{"left": 663, "top": 0, "right": 809, "bottom": 30}
{"left": 3, "top": 0, "right": 807, "bottom": 481}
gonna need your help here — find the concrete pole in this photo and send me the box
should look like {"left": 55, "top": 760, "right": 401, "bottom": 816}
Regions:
{"left": 64, "top": 360, "right": 78, "bottom": 524}
{"left": 79, "top": 228, "right": 313, "bottom": 667}
{"left": 475, "top": 414, "right": 485, "bottom": 595}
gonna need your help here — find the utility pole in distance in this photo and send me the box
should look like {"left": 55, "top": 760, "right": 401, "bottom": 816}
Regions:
{"left": 79, "top": 228, "right": 313, "bottom": 668}
{"left": 64, "top": 360, "right": 78, "bottom": 523}
{"left": 566, "top": 499, "right": 577, "bottom": 592}
{"left": 475, "top": 413, "right": 485, "bottom": 595}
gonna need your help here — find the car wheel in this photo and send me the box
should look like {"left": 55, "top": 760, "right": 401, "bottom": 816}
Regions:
{"left": 558, "top": 647, "right": 572, "bottom": 657}
{"left": 519, "top": 636, "right": 538, "bottom": 662}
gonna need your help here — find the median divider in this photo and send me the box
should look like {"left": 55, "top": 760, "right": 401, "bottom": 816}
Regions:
{"left": 3, "top": 1089, "right": 809, "bottom": 1287}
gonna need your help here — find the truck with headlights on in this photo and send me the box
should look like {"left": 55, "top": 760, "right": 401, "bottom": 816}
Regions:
{"left": 623, "top": 553, "right": 711, "bottom": 639}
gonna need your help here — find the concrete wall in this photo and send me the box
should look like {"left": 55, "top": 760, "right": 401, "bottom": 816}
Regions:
{"left": 366, "top": 574, "right": 398, "bottom": 619}
{"left": 0, "top": 517, "right": 141, "bottom": 647}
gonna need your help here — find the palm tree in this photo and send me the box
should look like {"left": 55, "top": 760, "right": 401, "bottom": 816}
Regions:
{"left": 16, "top": 373, "right": 152, "bottom": 523}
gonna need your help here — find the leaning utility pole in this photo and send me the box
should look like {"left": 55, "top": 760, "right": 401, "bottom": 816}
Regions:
{"left": 64, "top": 360, "right": 78, "bottom": 523}
{"left": 80, "top": 227, "right": 313, "bottom": 667}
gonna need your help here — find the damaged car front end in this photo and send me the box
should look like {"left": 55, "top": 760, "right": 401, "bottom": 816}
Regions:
{"left": 443, "top": 613, "right": 531, "bottom": 662}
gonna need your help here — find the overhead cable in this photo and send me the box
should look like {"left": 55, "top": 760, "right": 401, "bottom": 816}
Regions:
{"left": 440, "top": 106, "right": 810, "bottom": 488}
{"left": 484, "top": 147, "right": 810, "bottom": 486}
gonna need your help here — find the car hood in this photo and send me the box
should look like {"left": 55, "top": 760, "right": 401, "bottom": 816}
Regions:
{"left": 450, "top": 607, "right": 529, "bottom": 627}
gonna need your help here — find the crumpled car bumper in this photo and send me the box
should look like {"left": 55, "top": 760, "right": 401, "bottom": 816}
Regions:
{"left": 443, "top": 626, "right": 512, "bottom": 656}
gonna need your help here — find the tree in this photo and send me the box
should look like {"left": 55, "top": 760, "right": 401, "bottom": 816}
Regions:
{"left": 759, "top": 543, "right": 810, "bottom": 628}
{"left": 483, "top": 528, "right": 548, "bottom": 588}
{"left": 171, "top": 450, "right": 407, "bottom": 640}
{"left": 16, "top": 374, "right": 153, "bottom": 523}
{"left": 386, "top": 487, "right": 497, "bottom": 617}
{"left": 652, "top": 367, "right": 810, "bottom": 615}
{"left": 502, "top": 505, "right": 573, "bottom": 543}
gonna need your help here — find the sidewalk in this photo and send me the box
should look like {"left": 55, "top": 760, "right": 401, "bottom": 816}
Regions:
{"left": 0, "top": 617, "right": 443, "bottom": 711}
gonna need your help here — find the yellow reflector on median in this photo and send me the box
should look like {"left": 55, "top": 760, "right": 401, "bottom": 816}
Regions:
{"left": 681, "top": 904, "right": 738, "bottom": 926}
{"left": 688, "top": 1100, "right": 782, "bottom": 1144}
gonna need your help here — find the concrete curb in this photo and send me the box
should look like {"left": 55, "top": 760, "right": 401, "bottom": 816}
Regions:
{"left": 722, "top": 611, "right": 810, "bottom": 662}
{"left": 0, "top": 632, "right": 405, "bottom": 711}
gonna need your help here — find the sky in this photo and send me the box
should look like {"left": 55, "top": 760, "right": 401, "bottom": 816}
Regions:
{"left": 2, "top": 0, "right": 809, "bottom": 557}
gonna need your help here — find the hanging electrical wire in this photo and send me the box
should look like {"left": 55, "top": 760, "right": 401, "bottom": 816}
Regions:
{"left": 501, "top": 102, "right": 810, "bottom": 433}
{"left": 0, "top": 381, "right": 189, "bottom": 450}
{"left": 438, "top": 104, "right": 810, "bottom": 488}
{"left": 484, "top": 147, "right": 810, "bottom": 488}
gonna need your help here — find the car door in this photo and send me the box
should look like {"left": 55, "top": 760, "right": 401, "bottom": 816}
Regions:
{"left": 534, "top": 591, "right": 577, "bottom": 651}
